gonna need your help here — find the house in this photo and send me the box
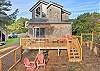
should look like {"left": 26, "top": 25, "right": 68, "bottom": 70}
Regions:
{"left": 0, "top": 27, "right": 6, "bottom": 42}
{"left": 26, "top": 0, "right": 72, "bottom": 38}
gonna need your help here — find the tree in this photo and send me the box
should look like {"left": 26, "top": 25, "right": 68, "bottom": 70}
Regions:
{"left": 0, "top": 0, "right": 12, "bottom": 27}
{"left": 0, "top": 0, "right": 18, "bottom": 29}
{"left": 72, "top": 12, "right": 100, "bottom": 35}
{"left": 7, "top": 17, "right": 29, "bottom": 33}
{"left": 8, "top": 9, "right": 19, "bottom": 25}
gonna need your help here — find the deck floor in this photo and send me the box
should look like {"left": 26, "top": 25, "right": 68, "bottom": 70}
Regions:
{"left": 10, "top": 46, "right": 100, "bottom": 71}
{"left": 10, "top": 50, "right": 69, "bottom": 71}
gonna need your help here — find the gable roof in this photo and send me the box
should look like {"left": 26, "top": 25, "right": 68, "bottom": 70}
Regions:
{"left": 62, "top": 9, "right": 71, "bottom": 15}
{"left": 47, "top": 1, "right": 63, "bottom": 9}
{"left": 29, "top": 0, "right": 49, "bottom": 12}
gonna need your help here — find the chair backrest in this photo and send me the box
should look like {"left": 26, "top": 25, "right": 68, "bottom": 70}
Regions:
{"left": 37, "top": 53, "right": 44, "bottom": 63}
{"left": 23, "top": 57, "right": 30, "bottom": 66}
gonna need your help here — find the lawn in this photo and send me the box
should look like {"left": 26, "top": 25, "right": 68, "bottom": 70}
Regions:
{"left": 0, "top": 38, "right": 20, "bottom": 49}
{"left": 5, "top": 38, "right": 20, "bottom": 47}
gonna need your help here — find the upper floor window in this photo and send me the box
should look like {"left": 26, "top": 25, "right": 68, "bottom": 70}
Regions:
{"left": 50, "top": 9, "right": 52, "bottom": 11}
{"left": 42, "top": 12, "right": 46, "bottom": 18}
{"left": 36, "top": 7, "right": 40, "bottom": 18}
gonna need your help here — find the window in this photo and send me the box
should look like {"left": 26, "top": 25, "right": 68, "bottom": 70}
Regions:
{"left": 34, "top": 28, "right": 45, "bottom": 38}
{"left": 36, "top": 7, "right": 40, "bottom": 18}
{"left": 42, "top": 12, "right": 46, "bottom": 18}
{"left": 50, "top": 9, "right": 52, "bottom": 11}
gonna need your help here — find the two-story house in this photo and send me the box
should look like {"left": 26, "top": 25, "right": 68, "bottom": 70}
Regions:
{"left": 26, "top": 0, "right": 72, "bottom": 38}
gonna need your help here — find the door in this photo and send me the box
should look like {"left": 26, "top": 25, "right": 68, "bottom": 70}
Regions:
{"left": 34, "top": 28, "right": 45, "bottom": 38}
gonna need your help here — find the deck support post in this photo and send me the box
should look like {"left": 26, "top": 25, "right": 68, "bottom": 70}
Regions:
{"left": 58, "top": 48, "right": 60, "bottom": 56}
{"left": 39, "top": 49, "right": 41, "bottom": 53}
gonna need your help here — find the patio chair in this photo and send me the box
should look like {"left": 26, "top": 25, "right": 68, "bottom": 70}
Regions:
{"left": 35, "top": 51, "right": 46, "bottom": 69}
{"left": 23, "top": 57, "right": 36, "bottom": 71}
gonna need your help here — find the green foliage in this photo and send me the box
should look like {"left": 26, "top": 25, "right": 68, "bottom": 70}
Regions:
{"left": 94, "top": 23, "right": 100, "bottom": 43}
{"left": 82, "top": 35, "right": 92, "bottom": 41}
{"left": 72, "top": 12, "right": 100, "bottom": 35}
{"left": 0, "top": 0, "right": 18, "bottom": 31}
{"left": 6, "top": 38, "right": 19, "bottom": 47}
{"left": 8, "top": 9, "right": 19, "bottom": 25}
{"left": 95, "top": 24, "right": 100, "bottom": 32}
{"left": 7, "top": 17, "right": 29, "bottom": 33}
{"left": 0, "top": 0, "right": 12, "bottom": 27}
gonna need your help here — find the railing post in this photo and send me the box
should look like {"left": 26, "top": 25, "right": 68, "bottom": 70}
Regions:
{"left": 0, "top": 58, "right": 2, "bottom": 71}
{"left": 81, "top": 48, "right": 82, "bottom": 61}
{"left": 14, "top": 50, "right": 17, "bottom": 64}
{"left": 20, "top": 46, "right": 23, "bottom": 60}
{"left": 92, "top": 32, "right": 93, "bottom": 47}
{"left": 90, "top": 32, "right": 93, "bottom": 50}
{"left": 81, "top": 33, "right": 83, "bottom": 46}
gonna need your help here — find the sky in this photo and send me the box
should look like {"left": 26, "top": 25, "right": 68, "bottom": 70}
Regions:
{"left": 9, "top": 0, "right": 100, "bottom": 19}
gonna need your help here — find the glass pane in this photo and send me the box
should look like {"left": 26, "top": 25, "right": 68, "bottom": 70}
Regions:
{"left": 34, "top": 28, "right": 45, "bottom": 38}
{"left": 36, "top": 7, "right": 40, "bottom": 18}
{"left": 40, "top": 28, "right": 45, "bottom": 38}
{"left": 36, "top": 28, "right": 39, "bottom": 37}
{"left": 0, "top": 31, "right": 1, "bottom": 42}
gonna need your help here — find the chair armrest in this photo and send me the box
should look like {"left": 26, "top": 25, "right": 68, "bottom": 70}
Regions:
{"left": 25, "top": 65, "right": 31, "bottom": 68}
{"left": 30, "top": 61, "right": 35, "bottom": 64}
{"left": 44, "top": 59, "right": 46, "bottom": 64}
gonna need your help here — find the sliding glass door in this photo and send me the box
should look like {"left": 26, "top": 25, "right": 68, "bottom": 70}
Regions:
{"left": 33, "top": 28, "right": 45, "bottom": 38}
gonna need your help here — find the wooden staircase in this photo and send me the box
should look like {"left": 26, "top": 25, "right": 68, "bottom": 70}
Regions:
{"left": 68, "top": 36, "right": 82, "bottom": 62}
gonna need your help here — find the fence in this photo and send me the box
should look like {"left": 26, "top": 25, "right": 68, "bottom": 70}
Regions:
{"left": 80, "top": 32, "right": 100, "bottom": 46}
{"left": 0, "top": 46, "right": 22, "bottom": 71}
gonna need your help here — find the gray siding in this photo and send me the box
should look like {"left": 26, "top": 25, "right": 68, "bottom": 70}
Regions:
{"left": 47, "top": 5, "right": 61, "bottom": 22}
{"left": 28, "top": 23, "right": 72, "bottom": 38}
{"left": 62, "top": 13, "right": 69, "bottom": 22}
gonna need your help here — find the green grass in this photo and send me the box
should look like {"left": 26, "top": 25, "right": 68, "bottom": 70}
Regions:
{"left": 0, "top": 38, "right": 20, "bottom": 49}
{"left": 5, "top": 38, "right": 20, "bottom": 47}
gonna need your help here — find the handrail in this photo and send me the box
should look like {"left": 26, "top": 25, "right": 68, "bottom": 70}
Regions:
{"left": 0, "top": 46, "right": 21, "bottom": 71}
{"left": 0, "top": 46, "right": 16, "bottom": 53}
{"left": 0, "top": 46, "right": 21, "bottom": 59}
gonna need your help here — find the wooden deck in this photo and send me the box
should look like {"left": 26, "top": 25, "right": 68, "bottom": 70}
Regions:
{"left": 20, "top": 37, "right": 82, "bottom": 62}
{"left": 0, "top": 36, "right": 83, "bottom": 71}
{"left": 10, "top": 46, "right": 100, "bottom": 71}
{"left": 10, "top": 50, "right": 69, "bottom": 71}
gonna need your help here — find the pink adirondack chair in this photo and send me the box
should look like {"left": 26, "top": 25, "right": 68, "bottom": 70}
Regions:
{"left": 23, "top": 57, "right": 36, "bottom": 71}
{"left": 35, "top": 52, "right": 46, "bottom": 69}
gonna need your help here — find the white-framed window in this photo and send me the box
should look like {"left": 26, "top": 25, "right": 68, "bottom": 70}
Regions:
{"left": 33, "top": 27, "right": 45, "bottom": 38}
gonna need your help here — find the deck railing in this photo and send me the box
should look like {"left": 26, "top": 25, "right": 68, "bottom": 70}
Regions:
{"left": 20, "top": 38, "right": 69, "bottom": 49}
{"left": 0, "top": 46, "right": 22, "bottom": 71}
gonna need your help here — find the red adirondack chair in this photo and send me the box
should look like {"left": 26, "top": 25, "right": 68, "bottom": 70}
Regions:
{"left": 35, "top": 52, "right": 46, "bottom": 69}
{"left": 23, "top": 57, "right": 36, "bottom": 71}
